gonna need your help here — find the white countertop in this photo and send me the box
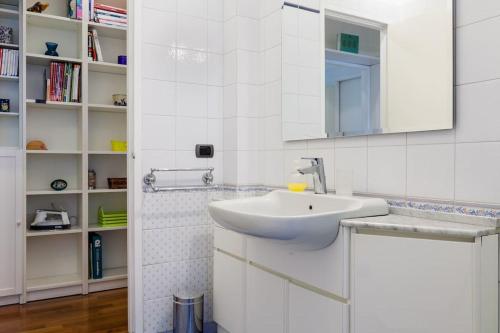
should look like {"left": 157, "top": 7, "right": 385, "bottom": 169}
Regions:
{"left": 341, "top": 214, "right": 499, "bottom": 238}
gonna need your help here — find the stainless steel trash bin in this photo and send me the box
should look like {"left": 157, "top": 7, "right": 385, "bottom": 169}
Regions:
{"left": 173, "top": 293, "right": 204, "bottom": 333}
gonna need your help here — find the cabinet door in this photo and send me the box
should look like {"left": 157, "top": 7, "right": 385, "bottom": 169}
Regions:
{"left": 246, "top": 265, "right": 286, "bottom": 333}
{"left": 352, "top": 232, "right": 475, "bottom": 333}
{"left": 0, "top": 151, "right": 22, "bottom": 297}
{"left": 289, "top": 284, "right": 345, "bottom": 333}
{"left": 213, "top": 250, "right": 245, "bottom": 333}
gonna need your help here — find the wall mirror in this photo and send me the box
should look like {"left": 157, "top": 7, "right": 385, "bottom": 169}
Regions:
{"left": 282, "top": 0, "right": 454, "bottom": 141}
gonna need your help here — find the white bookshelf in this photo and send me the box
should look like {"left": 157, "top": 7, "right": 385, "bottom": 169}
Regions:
{"left": 0, "top": 0, "right": 21, "bottom": 149}
{"left": 21, "top": 0, "right": 128, "bottom": 302}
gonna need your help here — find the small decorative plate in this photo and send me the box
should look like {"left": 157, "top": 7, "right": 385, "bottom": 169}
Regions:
{"left": 50, "top": 179, "right": 67, "bottom": 191}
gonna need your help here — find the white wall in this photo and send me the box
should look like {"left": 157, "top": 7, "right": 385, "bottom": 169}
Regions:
{"left": 256, "top": 0, "right": 500, "bottom": 208}
{"left": 140, "top": 0, "right": 224, "bottom": 187}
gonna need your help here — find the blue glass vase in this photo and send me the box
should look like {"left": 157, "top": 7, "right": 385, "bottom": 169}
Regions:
{"left": 45, "top": 42, "right": 59, "bottom": 56}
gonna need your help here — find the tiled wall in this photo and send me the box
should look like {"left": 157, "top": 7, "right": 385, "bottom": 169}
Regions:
{"left": 141, "top": 0, "right": 224, "bottom": 186}
{"left": 256, "top": 0, "right": 500, "bottom": 208}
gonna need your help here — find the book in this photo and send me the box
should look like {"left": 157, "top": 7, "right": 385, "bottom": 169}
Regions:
{"left": 47, "top": 62, "right": 81, "bottom": 102}
{"left": 95, "top": 3, "right": 127, "bottom": 14}
{"left": 89, "top": 233, "right": 103, "bottom": 279}
{"left": 0, "top": 48, "right": 19, "bottom": 77}
{"left": 91, "top": 29, "right": 103, "bottom": 61}
{"left": 76, "top": 0, "right": 82, "bottom": 20}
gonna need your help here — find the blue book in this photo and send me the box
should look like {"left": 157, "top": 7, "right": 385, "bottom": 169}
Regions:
{"left": 89, "top": 233, "right": 103, "bottom": 279}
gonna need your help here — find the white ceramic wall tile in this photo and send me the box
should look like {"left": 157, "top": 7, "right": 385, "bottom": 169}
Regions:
{"left": 142, "top": 79, "right": 176, "bottom": 116}
{"left": 299, "top": 0, "right": 320, "bottom": 10}
{"left": 261, "top": 0, "right": 283, "bottom": 17}
{"left": 367, "top": 133, "right": 406, "bottom": 147}
{"left": 143, "top": 8, "right": 177, "bottom": 47}
{"left": 175, "top": 117, "right": 208, "bottom": 150}
{"left": 177, "top": 49, "right": 208, "bottom": 84}
{"left": 456, "top": 16, "right": 500, "bottom": 84}
{"left": 262, "top": 10, "right": 282, "bottom": 50}
{"left": 264, "top": 46, "right": 282, "bottom": 83}
{"left": 298, "top": 9, "right": 320, "bottom": 41}
{"left": 456, "top": 79, "right": 500, "bottom": 143}
{"left": 175, "top": 151, "right": 210, "bottom": 185}
{"left": 178, "top": 0, "right": 208, "bottom": 18}
{"left": 142, "top": 115, "right": 176, "bottom": 150}
{"left": 367, "top": 146, "right": 406, "bottom": 196}
{"left": 144, "top": 296, "right": 172, "bottom": 333}
{"left": 455, "top": 142, "right": 500, "bottom": 204}
{"left": 223, "top": 118, "right": 237, "bottom": 150}
{"left": 208, "top": 0, "right": 224, "bottom": 21}
{"left": 208, "top": 21, "right": 224, "bottom": 54}
{"left": 456, "top": 0, "right": 500, "bottom": 27}
{"left": 264, "top": 116, "right": 284, "bottom": 150}
{"left": 143, "top": 0, "right": 176, "bottom": 12}
{"left": 142, "top": 44, "right": 176, "bottom": 81}
{"left": 237, "top": 84, "right": 261, "bottom": 117}
{"left": 237, "top": 17, "right": 260, "bottom": 51}
{"left": 207, "top": 86, "right": 224, "bottom": 118}
{"left": 224, "top": 0, "right": 237, "bottom": 20}
{"left": 223, "top": 51, "right": 237, "bottom": 85}
{"left": 176, "top": 83, "right": 208, "bottom": 117}
{"left": 237, "top": 117, "right": 260, "bottom": 150}
{"left": 223, "top": 17, "right": 237, "bottom": 53}
{"left": 406, "top": 130, "right": 455, "bottom": 145}
{"left": 263, "top": 80, "right": 281, "bottom": 117}
{"left": 177, "top": 14, "right": 208, "bottom": 51}
{"left": 406, "top": 144, "right": 455, "bottom": 200}
{"left": 237, "top": 50, "right": 262, "bottom": 84}
{"left": 335, "top": 136, "right": 367, "bottom": 148}
{"left": 223, "top": 151, "right": 238, "bottom": 184}
{"left": 262, "top": 150, "right": 285, "bottom": 187}
{"left": 142, "top": 151, "right": 176, "bottom": 188}
{"left": 208, "top": 118, "right": 224, "bottom": 150}
{"left": 335, "top": 147, "right": 367, "bottom": 193}
{"left": 237, "top": 0, "right": 260, "bottom": 19}
{"left": 207, "top": 53, "right": 224, "bottom": 86}
{"left": 223, "top": 85, "right": 237, "bottom": 118}
{"left": 236, "top": 151, "right": 261, "bottom": 184}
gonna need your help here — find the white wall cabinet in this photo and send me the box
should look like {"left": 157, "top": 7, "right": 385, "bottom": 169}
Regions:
{"left": 0, "top": 151, "right": 22, "bottom": 297}
{"left": 351, "top": 232, "right": 498, "bottom": 333}
{"left": 213, "top": 250, "right": 245, "bottom": 333}
{"left": 246, "top": 264, "right": 286, "bottom": 333}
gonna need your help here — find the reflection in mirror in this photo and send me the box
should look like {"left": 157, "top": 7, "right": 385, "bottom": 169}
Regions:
{"left": 281, "top": 0, "right": 454, "bottom": 141}
{"left": 325, "top": 17, "right": 381, "bottom": 136}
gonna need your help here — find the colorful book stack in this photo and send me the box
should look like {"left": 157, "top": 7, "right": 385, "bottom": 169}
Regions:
{"left": 89, "top": 232, "right": 103, "bottom": 279}
{"left": 67, "top": 0, "right": 83, "bottom": 20}
{"left": 98, "top": 206, "right": 127, "bottom": 227}
{"left": 87, "top": 29, "right": 103, "bottom": 61}
{"left": 90, "top": 1, "right": 127, "bottom": 28}
{"left": 47, "top": 62, "right": 81, "bottom": 102}
{"left": 0, "top": 48, "right": 19, "bottom": 77}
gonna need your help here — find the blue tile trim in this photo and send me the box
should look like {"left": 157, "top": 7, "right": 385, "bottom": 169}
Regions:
{"left": 283, "top": 1, "right": 320, "bottom": 14}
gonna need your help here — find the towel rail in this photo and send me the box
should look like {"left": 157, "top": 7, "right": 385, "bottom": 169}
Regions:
{"left": 143, "top": 167, "right": 215, "bottom": 192}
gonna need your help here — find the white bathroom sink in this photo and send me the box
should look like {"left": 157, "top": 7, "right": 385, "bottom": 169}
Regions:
{"left": 208, "top": 190, "right": 389, "bottom": 250}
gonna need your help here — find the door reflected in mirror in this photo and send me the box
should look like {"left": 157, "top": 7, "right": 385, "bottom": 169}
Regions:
{"left": 281, "top": 0, "right": 454, "bottom": 141}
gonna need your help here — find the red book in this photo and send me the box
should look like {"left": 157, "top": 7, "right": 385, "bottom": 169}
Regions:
{"left": 94, "top": 3, "right": 126, "bottom": 14}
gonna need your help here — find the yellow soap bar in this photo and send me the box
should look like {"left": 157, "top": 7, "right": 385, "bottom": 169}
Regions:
{"left": 288, "top": 182, "right": 308, "bottom": 192}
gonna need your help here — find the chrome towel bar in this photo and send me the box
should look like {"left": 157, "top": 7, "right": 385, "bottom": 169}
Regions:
{"left": 143, "top": 167, "right": 215, "bottom": 192}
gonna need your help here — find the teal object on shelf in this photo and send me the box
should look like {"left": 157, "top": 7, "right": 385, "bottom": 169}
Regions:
{"left": 338, "top": 33, "right": 359, "bottom": 54}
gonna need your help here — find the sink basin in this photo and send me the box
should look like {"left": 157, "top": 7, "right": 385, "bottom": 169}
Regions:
{"left": 209, "top": 190, "right": 388, "bottom": 250}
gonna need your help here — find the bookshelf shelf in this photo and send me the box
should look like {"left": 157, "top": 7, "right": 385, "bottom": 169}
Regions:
{"left": 22, "top": 0, "right": 128, "bottom": 302}
{"left": 89, "top": 188, "right": 127, "bottom": 194}
{"left": 26, "top": 228, "right": 82, "bottom": 237}
{"left": 0, "top": 75, "right": 18, "bottom": 81}
{"left": 0, "top": 7, "right": 18, "bottom": 18}
{"left": 26, "top": 150, "right": 82, "bottom": 154}
{"left": 88, "top": 21, "right": 126, "bottom": 39}
{"left": 26, "top": 99, "right": 82, "bottom": 110}
{"left": 88, "top": 150, "right": 126, "bottom": 155}
{"left": 26, "top": 273, "right": 82, "bottom": 292}
{"left": 27, "top": 190, "right": 83, "bottom": 196}
{"left": 88, "top": 266, "right": 127, "bottom": 283}
{"left": 89, "top": 103, "right": 126, "bottom": 113}
{"left": 26, "top": 53, "right": 82, "bottom": 66}
{"left": 26, "top": 11, "right": 82, "bottom": 30}
{"left": 0, "top": 42, "right": 19, "bottom": 49}
{"left": 0, "top": 112, "right": 19, "bottom": 116}
{"left": 88, "top": 61, "right": 126, "bottom": 75}
{"left": 88, "top": 224, "right": 127, "bottom": 232}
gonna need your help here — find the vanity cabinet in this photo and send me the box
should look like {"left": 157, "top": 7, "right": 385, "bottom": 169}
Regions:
{"left": 351, "top": 231, "right": 498, "bottom": 333}
{"left": 0, "top": 151, "right": 22, "bottom": 299}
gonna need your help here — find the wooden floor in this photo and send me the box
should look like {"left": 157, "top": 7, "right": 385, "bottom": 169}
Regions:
{"left": 0, "top": 289, "right": 128, "bottom": 333}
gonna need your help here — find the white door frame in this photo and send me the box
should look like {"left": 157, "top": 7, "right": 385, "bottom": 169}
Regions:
{"left": 128, "top": 0, "right": 143, "bottom": 331}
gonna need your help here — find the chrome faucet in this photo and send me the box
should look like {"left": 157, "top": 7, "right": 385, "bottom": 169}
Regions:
{"left": 297, "top": 158, "right": 327, "bottom": 194}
